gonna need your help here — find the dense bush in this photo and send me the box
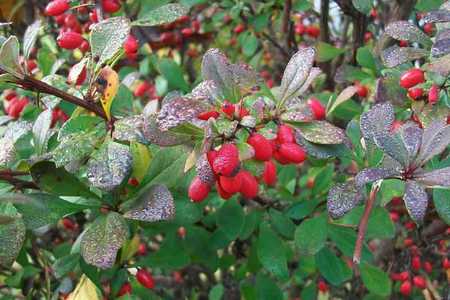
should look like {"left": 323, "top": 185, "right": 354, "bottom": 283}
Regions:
{"left": 0, "top": 0, "right": 449, "bottom": 299}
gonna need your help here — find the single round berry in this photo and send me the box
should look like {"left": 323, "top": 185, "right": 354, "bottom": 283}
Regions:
{"left": 219, "top": 174, "right": 242, "bottom": 194}
{"left": 233, "top": 24, "right": 245, "bottom": 34}
{"left": 45, "top": 0, "right": 70, "bottom": 16}
{"left": 356, "top": 84, "right": 368, "bottom": 98}
{"left": 181, "top": 28, "right": 194, "bottom": 38}
{"left": 399, "top": 281, "right": 412, "bottom": 296}
{"left": 62, "top": 218, "right": 76, "bottom": 231}
{"left": 102, "top": 0, "right": 121, "bottom": 13}
{"left": 277, "top": 124, "right": 295, "bottom": 144}
{"left": 305, "top": 25, "right": 320, "bottom": 38}
{"left": 408, "top": 87, "right": 423, "bottom": 100}
{"left": 411, "top": 256, "right": 421, "bottom": 271}
{"left": 216, "top": 182, "right": 233, "bottom": 200}
{"left": 239, "top": 171, "right": 259, "bottom": 199}
{"left": 8, "top": 97, "right": 29, "bottom": 119}
{"left": 278, "top": 143, "right": 307, "bottom": 164}
{"left": 400, "top": 68, "right": 425, "bottom": 89}
{"left": 423, "top": 23, "right": 434, "bottom": 35}
{"left": 262, "top": 160, "right": 277, "bottom": 186}
{"left": 188, "top": 176, "right": 210, "bottom": 202}
{"left": 134, "top": 81, "right": 151, "bottom": 97}
{"left": 197, "top": 110, "right": 220, "bottom": 120}
{"left": 212, "top": 144, "right": 240, "bottom": 177}
{"left": 412, "top": 276, "right": 426, "bottom": 289}
{"left": 247, "top": 133, "right": 273, "bottom": 161}
{"left": 57, "top": 31, "right": 84, "bottom": 49}
{"left": 136, "top": 269, "right": 155, "bottom": 289}
{"left": 423, "top": 261, "right": 433, "bottom": 273}
{"left": 221, "top": 100, "right": 235, "bottom": 117}
{"left": 124, "top": 35, "right": 139, "bottom": 55}
{"left": 307, "top": 98, "right": 326, "bottom": 120}
{"left": 117, "top": 282, "right": 132, "bottom": 297}
{"left": 317, "top": 280, "right": 328, "bottom": 292}
{"left": 428, "top": 84, "right": 439, "bottom": 104}
{"left": 137, "top": 243, "right": 147, "bottom": 256}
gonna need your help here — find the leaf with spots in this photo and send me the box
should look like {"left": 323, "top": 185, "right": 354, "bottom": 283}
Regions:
{"left": 404, "top": 180, "right": 428, "bottom": 223}
{"left": 294, "top": 121, "right": 346, "bottom": 145}
{"left": 123, "top": 184, "right": 175, "bottom": 222}
{"left": 385, "top": 21, "right": 432, "bottom": 47}
{"left": 414, "top": 166, "right": 450, "bottom": 187}
{"left": 0, "top": 202, "right": 25, "bottom": 267}
{"left": 97, "top": 66, "right": 119, "bottom": 121}
{"left": 133, "top": 3, "right": 188, "bottom": 27}
{"left": 381, "top": 46, "right": 427, "bottom": 67}
{"left": 112, "top": 115, "right": 148, "bottom": 145}
{"left": 80, "top": 212, "right": 129, "bottom": 269}
{"left": 86, "top": 141, "right": 132, "bottom": 191}
{"left": 360, "top": 102, "right": 394, "bottom": 142}
{"left": 355, "top": 168, "right": 399, "bottom": 188}
{"left": 327, "top": 182, "right": 363, "bottom": 219}
{"left": 52, "top": 132, "right": 99, "bottom": 168}
{"left": 415, "top": 120, "right": 450, "bottom": 165}
{"left": 423, "top": 10, "right": 450, "bottom": 23}
{"left": 157, "top": 96, "right": 210, "bottom": 131}
{"left": 143, "top": 114, "right": 191, "bottom": 146}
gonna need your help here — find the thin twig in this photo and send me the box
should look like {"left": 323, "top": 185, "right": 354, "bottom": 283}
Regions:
{"left": 0, "top": 174, "right": 39, "bottom": 190}
{"left": 353, "top": 184, "right": 380, "bottom": 272}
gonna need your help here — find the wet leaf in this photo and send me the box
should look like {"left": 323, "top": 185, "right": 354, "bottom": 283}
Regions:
{"left": 90, "top": 17, "right": 131, "bottom": 68}
{"left": 415, "top": 120, "right": 450, "bottom": 165}
{"left": 0, "top": 36, "right": 24, "bottom": 77}
{"left": 381, "top": 46, "right": 427, "bottom": 68}
{"left": 423, "top": 10, "right": 450, "bottom": 23}
{"left": 0, "top": 138, "right": 15, "bottom": 167}
{"left": 32, "top": 109, "right": 53, "bottom": 155}
{"left": 327, "top": 182, "right": 363, "bottom": 219}
{"left": 295, "top": 214, "right": 328, "bottom": 255}
{"left": 279, "top": 47, "right": 315, "bottom": 104}
{"left": 295, "top": 121, "right": 345, "bottom": 145}
{"left": 433, "top": 189, "right": 450, "bottom": 225}
{"left": 133, "top": 3, "right": 188, "bottom": 26}
{"left": 385, "top": 21, "right": 432, "bottom": 47}
{"left": 195, "top": 153, "right": 216, "bottom": 185}
{"left": 375, "top": 76, "right": 407, "bottom": 105}
{"left": 52, "top": 132, "right": 99, "bottom": 168}
{"left": 142, "top": 114, "right": 190, "bottom": 146}
{"left": 257, "top": 223, "right": 288, "bottom": 280}
{"left": 426, "top": 53, "right": 450, "bottom": 76}
{"left": 86, "top": 141, "right": 132, "bottom": 191}
{"left": 67, "top": 57, "right": 88, "bottom": 85}
{"left": 0, "top": 202, "right": 25, "bottom": 267}
{"left": 285, "top": 68, "right": 322, "bottom": 109}
{"left": 414, "top": 166, "right": 450, "bottom": 187}
{"left": 123, "top": 184, "right": 174, "bottom": 222}
{"left": 360, "top": 102, "right": 394, "bottom": 142}
{"left": 355, "top": 168, "right": 399, "bottom": 188}
{"left": 157, "top": 96, "right": 209, "bottom": 131}
{"left": 295, "top": 133, "right": 348, "bottom": 159}
{"left": 23, "top": 20, "right": 41, "bottom": 60}
{"left": 80, "top": 212, "right": 128, "bottom": 269}
{"left": 328, "top": 85, "right": 358, "bottom": 116}
{"left": 280, "top": 107, "right": 314, "bottom": 123}
{"left": 190, "top": 80, "right": 221, "bottom": 105}
{"left": 431, "top": 30, "right": 450, "bottom": 57}
{"left": 403, "top": 180, "right": 428, "bottom": 223}
{"left": 376, "top": 133, "right": 409, "bottom": 167}
{"left": 399, "top": 123, "right": 422, "bottom": 164}
{"left": 112, "top": 115, "right": 148, "bottom": 144}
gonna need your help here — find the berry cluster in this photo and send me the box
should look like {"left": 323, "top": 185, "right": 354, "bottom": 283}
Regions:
{"left": 293, "top": 14, "right": 320, "bottom": 39}
{"left": 399, "top": 68, "right": 440, "bottom": 104}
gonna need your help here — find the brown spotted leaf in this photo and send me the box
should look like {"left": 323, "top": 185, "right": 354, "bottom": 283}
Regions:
{"left": 80, "top": 212, "right": 128, "bottom": 269}
{"left": 404, "top": 180, "right": 428, "bottom": 223}
{"left": 399, "top": 122, "right": 422, "bottom": 164}
{"left": 123, "top": 184, "right": 174, "bottom": 222}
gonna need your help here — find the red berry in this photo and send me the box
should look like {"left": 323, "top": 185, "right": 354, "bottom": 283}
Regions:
{"left": 262, "top": 160, "right": 277, "bottom": 186}
{"left": 277, "top": 124, "right": 295, "bottom": 144}
{"left": 64, "top": 14, "right": 78, "bottom": 29}
{"left": 3, "top": 90, "right": 16, "bottom": 101}
{"left": 238, "top": 106, "right": 249, "bottom": 118}
{"left": 305, "top": 25, "right": 320, "bottom": 38}
{"left": 177, "top": 226, "right": 186, "bottom": 239}
{"left": 68, "top": 65, "right": 86, "bottom": 86}
{"left": 8, "top": 97, "right": 29, "bottom": 119}
{"left": 188, "top": 177, "right": 210, "bottom": 202}
{"left": 404, "top": 221, "right": 416, "bottom": 230}
{"left": 207, "top": 150, "right": 218, "bottom": 166}
{"left": 399, "top": 40, "right": 408, "bottom": 47}
{"left": 134, "top": 82, "right": 151, "bottom": 97}
{"left": 398, "top": 271, "right": 409, "bottom": 282}
{"left": 128, "top": 177, "right": 139, "bottom": 187}
{"left": 223, "top": 15, "right": 232, "bottom": 24}
{"left": 411, "top": 256, "right": 421, "bottom": 271}
{"left": 400, "top": 69, "right": 425, "bottom": 89}
{"left": 136, "top": 269, "right": 155, "bottom": 289}
{"left": 273, "top": 150, "right": 291, "bottom": 165}
{"left": 279, "top": 143, "right": 307, "bottom": 164}
{"left": 356, "top": 84, "right": 368, "bottom": 98}
{"left": 423, "top": 261, "right": 433, "bottom": 273}
{"left": 390, "top": 211, "right": 400, "bottom": 222}
{"left": 443, "top": 257, "right": 450, "bottom": 269}
{"left": 233, "top": 24, "right": 245, "bottom": 34}
{"left": 317, "top": 280, "right": 328, "bottom": 292}
{"left": 216, "top": 182, "right": 233, "bottom": 200}
{"left": 117, "top": 282, "right": 132, "bottom": 297}
{"left": 370, "top": 8, "right": 378, "bottom": 18}
{"left": 27, "top": 60, "right": 37, "bottom": 73}
{"left": 247, "top": 133, "right": 273, "bottom": 161}
{"left": 62, "top": 218, "right": 76, "bottom": 231}
{"left": 177, "top": 15, "right": 190, "bottom": 23}
{"left": 219, "top": 174, "right": 242, "bottom": 194}
{"left": 413, "top": 276, "right": 426, "bottom": 289}
{"left": 306, "top": 178, "right": 315, "bottom": 189}
{"left": 221, "top": 100, "right": 235, "bottom": 117}
{"left": 191, "top": 20, "right": 201, "bottom": 32}
{"left": 55, "top": 13, "right": 67, "bottom": 25}
{"left": 160, "top": 32, "right": 174, "bottom": 44}
{"left": 307, "top": 98, "right": 326, "bottom": 120}
{"left": 239, "top": 171, "right": 259, "bottom": 199}
{"left": 399, "top": 281, "right": 412, "bottom": 296}
{"left": 408, "top": 87, "right": 423, "bottom": 100}
{"left": 45, "top": 0, "right": 70, "bottom": 16}
{"left": 197, "top": 110, "right": 220, "bottom": 120}
{"left": 124, "top": 35, "right": 139, "bottom": 55}
{"left": 137, "top": 243, "right": 147, "bottom": 256}
{"left": 295, "top": 23, "right": 305, "bottom": 35}
{"left": 89, "top": 10, "right": 98, "bottom": 23}
{"left": 403, "top": 238, "right": 414, "bottom": 247}
{"left": 79, "top": 40, "right": 90, "bottom": 52}
{"left": 212, "top": 144, "right": 240, "bottom": 177}
{"left": 57, "top": 31, "right": 84, "bottom": 49}
{"left": 364, "top": 31, "right": 373, "bottom": 43}
{"left": 423, "top": 23, "right": 434, "bottom": 35}
{"left": 181, "top": 28, "right": 194, "bottom": 38}
{"left": 428, "top": 84, "right": 439, "bottom": 104}
{"left": 102, "top": 0, "right": 121, "bottom": 13}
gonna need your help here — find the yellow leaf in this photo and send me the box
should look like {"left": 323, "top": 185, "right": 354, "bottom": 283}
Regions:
{"left": 130, "top": 142, "right": 152, "bottom": 182}
{"left": 97, "top": 66, "right": 119, "bottom": 121}
{"left": 67, "top": 275, "right": 100, "bottom": 300}
{"left": 120, "top": 234, "right": 141, "bottom": 263}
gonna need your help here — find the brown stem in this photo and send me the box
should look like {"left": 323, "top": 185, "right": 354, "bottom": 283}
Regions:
{"left": 319, "top": 0, "right": 334, "bottom": 89}
{"left": 282, "top": 0, "right": 292, "bottom": 51}
{"left": 353, "top": 185, "right": 379, "bottom": 271}
{"left": 0, "top": 174, "right": 39, "bottom": 190}
{"left": 0, "top": 169, "right": 29, "bottom": 176}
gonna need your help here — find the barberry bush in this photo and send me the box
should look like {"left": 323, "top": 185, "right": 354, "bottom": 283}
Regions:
{"left": 0, "top": 0, "right": 449, "bottom": 299}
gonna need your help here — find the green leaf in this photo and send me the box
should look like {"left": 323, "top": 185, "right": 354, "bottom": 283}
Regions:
{"left": 316, "top": 42, "right": 346, "bottom": 62}
{"left": 157, "top": 58, "right": 189, "bottom": 92}
{"left": 255, "top": 273, "right": 283, "bottom": 300}
{"left": 257, "top": 223, "right": 288, "bottom": 280}
{"left": 140, "top": 233, "right": 190, "bottom": 270}
{"left": 269, "top": 209, "right": 296, "bottom": 240}
{"left": 111, "top": 84, "right": 133, "bottom": 117}
{"left": 12, "top": 193, "right": 88, "bottom": 229}
{"left": 23, "top": 20, "right": 41, "bottom": 60}
{"left": 352, "top": 0, "right": 372, "bottom": 15}
{"left": 90, "top": 17, "right": 131, "bottom": 69}
{"left": 133, "top": 4, "right": 188, "bottom": 26}
{"left": 433, "top": 189, "right": 450, "bottom": 225}
{"left": 295, "top": 121, "right": 346, "bottom": 144}
{"left": 80, "top": 212, "right": 129, "bottom": 269}
{"left": 209, "top": 284, "right": 225, "bottom": 300}
{"left": 295, "top": 214, "right": 328, "bottom": 254}
{"left": 32, "top": 109, "right": 52, "bottom": 155}
{"left": 0, "top": 203, "right": 25, "bottom": 267}
{"left": 52, "top": 253, "right": 80, "bottom": 279}
{"left": 360, "top": 262, "right": 392, "bottom": 296}
{"left": 52, "top": 132, "right": 99, "bottom": 168}
{"left": 0, "top": 36, "right": 24, "bottom": 77}
{"left": 30, "top": 161, "right": 98, "bottom": 199}
{"left": 58, "top": 115, "right": 104, "bottom": 140}
{"left": 356, "top": 46, "right": 377, "bottom": 72}
{"left": 315, "top": 247, "right": 352, "bottom": 286}
{"left": 216, "top": 200, "right": 245, "bottom": 240}
{"left": 328, "top": 224, "right": 373, "bottom": 262}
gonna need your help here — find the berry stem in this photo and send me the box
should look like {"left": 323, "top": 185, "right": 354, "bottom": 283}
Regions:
{"left": 353, "top": 184, "right": 380, "bottom": 271}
